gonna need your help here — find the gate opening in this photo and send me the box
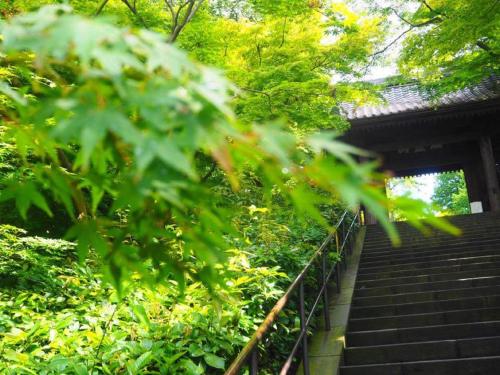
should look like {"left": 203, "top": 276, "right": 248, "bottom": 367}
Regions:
{"left": 386, "top": 170, "right": 471, "bottom": 221}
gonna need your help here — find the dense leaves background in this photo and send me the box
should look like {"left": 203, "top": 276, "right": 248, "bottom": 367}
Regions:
{"left": 0, "top": 0, "right": 468, "bottom": 373}
{"left": 0, "top": 205, "right": 342, "bottom": 374}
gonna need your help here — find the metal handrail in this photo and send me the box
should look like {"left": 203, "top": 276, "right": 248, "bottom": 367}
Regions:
{"left": 225, "top": 208, "right": 362, "bottom": 375}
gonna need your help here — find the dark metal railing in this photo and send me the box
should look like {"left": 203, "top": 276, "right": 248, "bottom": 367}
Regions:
{"left": 225, "top": 208, "right": 362, "bottom": 375}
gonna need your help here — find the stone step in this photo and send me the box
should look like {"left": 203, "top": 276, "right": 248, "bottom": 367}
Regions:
{"left": 366, "top": 219, "right": 500, "bottom": 235}
{"left": 352, "top": 284, "right": 500, "bottom": 307}
{"left": 362, "top": 233, "right": 500, "bottom": 252}
{"left": 368, "top": 216, "right": 500, "bottom": 230}
{"left": 368, "top": 228, "right": 500, "bottom": 241}
{"left": 366, "top": 214, "right": 500, "bottom": 236}
{"left": 344, "top": 336, "right": 500, "bottom": 366}
{"left": 356, "top": 267, "right": 500, "bottom": 289}
{"left": 360, "top": 240, "right": 500, "bottom": 262}
{"left": 353, "top": 276, "right": 500, "bottom": 298}
{"left": 346, "top": 321, "right": 500, "bottom": 347}
{"left": 348, "top": 307, "right": 500, "bottom": 331}
{"left": 357, "top": 254, "right": 500, "bottom": 276}
{"left": 350, "top": 295, "right": 500, "bottom": 319}
{"left": 359, "top": 248, "right": 500, "bottom": 269}
{"left": 338, "top": 214, "right": 500, "bottom": 375}
{"left": 339, "top": 356, "right": 500, "bottom": 375}
{"left": 371, "top": 212, "right": 500, "bottom": 226}
{"left": 365, "top": 225, "right": 500, "bottom": 242}
{"left": 364, "top": 226, "right": 500, "bottom": 246}
{"left": 356, "top": 260, "right": 500, "bottom": 281}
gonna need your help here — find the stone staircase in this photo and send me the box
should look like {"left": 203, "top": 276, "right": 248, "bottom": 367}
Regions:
{"left": 339, "top": 212, "right": 500, "bottom": 375}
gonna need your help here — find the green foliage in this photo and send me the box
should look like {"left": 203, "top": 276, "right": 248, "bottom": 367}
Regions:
{"left": 0, "top": 224, "right": 268, "bottom": 373}
{"left": 0, "top": 126, "right": 72, "bottom": 237}
{"left": 0, "top": 200, "right": 330, "bottom": 374}
{"left": 432, "top": 170, "right": 470, "bottom": 215}
{"left": 380, "top": 0, "right": 499, "bottom": 93}
{"left": 18, "top": 0, "right": 385, "bottom": 131}
{"left": 177, "top": 2, "right": 385, "bottom": 130}
{"left": 0, "top": 3, "right": 463, "bottom": 373}
{"left": 386, "top": 176, "right": 424, "bottom": 222}
{"left": 386, "top": 172, "right": 470, "bottom": 226}
{"left": 0, "top": 5, "right": 404, "bottom": 292}
{"left": 247, "top": 0, "right": 313, "bottom": 17}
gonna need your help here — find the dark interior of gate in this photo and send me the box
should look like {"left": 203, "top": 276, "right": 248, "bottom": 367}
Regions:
{"left": 342, "top": 76, "right": 500, "bottom": 219}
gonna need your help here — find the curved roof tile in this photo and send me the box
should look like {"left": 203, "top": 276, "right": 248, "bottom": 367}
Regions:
{"left": 341, "top": 76, "right": 500, "bottom": 120}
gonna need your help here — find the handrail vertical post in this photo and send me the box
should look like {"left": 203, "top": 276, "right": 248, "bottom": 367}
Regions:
{"left": 299, "top": 281, "right": 310, "bottom": 375}
{"left": 341, "top": 221, "right": 347, "bottom": 270}
{"left": 322, "top": 244, "right": 331, "bottom": 331}
{"left": 335, "top": 231, "right": 341, "bottom": 292}
{"left": 250, "top": 348, "right": 258, "bottom": 375}
{"left": 348, "top": 220, "right": 353, "bottom": 255}
{"left": 349, "top": 232, "right": 354, "bottom": 255}
{"left": 351, "top": 217, "right": 357, "bottom": 255}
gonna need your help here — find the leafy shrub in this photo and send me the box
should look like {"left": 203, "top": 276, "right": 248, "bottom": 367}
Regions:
{"left": 0, "top": 211, "right": 334, "bottom": 374}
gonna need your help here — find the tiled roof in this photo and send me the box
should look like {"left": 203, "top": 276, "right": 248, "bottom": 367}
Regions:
{"left": 341, "top": 76, "right": 500, "bottom": 121}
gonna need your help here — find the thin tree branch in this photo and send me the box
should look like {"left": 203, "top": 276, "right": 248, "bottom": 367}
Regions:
{"left": 487, "top": 0, "right": 500, "bottom": 12}
{"left": 57, "top": 149, "right": 89, "bottom": 220}
{"left": 95, "top": 0, "right": 147, "bottom": 28}
{"left": 165, "top": 0, "right": 205, "bottom": 43}
{"left": 256, "top": 43, "right": 263, "bottom": 66}
{"left": 240, "top": 87, "right": 273, "bottom": 113}
{"left": 363, "top": 15, "right": 442, "bottom": 74}
{"left": 95, "top": 0, "right": 110, "bottom": 16}
{"left": 370, "top": 28, "right": 413, "bottom": 58}
{"left": 476, "top": 40, "right": 499, "bottom": 57}
{"left": 388, "top": 7, "right": 442, "bottom": 28}
{"left": 164, "top": 0, "right": 176, "bottom": 20}
{"left": 201, "top": 160, "right": 217, "bottom": 182}
{"left": 279, "top": 17, "right": 287, "bottom": 48}
{"left": 173, "top": 1, "right": 190, "bottom": 34}
{"left": 91, "top": 304, "right": 119, "bottom": 373}
{"left": 388, "top": 7, "right": 416, "bottom": 27}
{"left": 421, "top": 0, "right": 436, "bottom": 13}
{"left": 185, "top": 0, "right": 203, "bottom": 24}
{"left": 120, "top": 0, "right": 148, "bottom": 28}
{"left": 311, "top": 56, "right": 329, "bottom": 71}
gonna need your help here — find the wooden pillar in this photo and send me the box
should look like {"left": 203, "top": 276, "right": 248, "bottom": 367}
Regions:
{"left": 463, "top": 161, "right": 483, "bottom": 204}
{"left": 363, "top": 209, "right": 378, "bottom": 225}
{"left": 358, "top": 155, "right": 386, "bottom": 225}
{"left": 479, "top": 136, "right": 500, "bottom": 211}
